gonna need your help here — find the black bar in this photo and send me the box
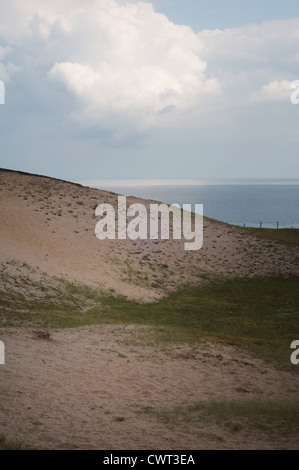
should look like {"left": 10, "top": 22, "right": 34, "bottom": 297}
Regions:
{"left": 1, "top": 449, "right": 293, "bottom": 467}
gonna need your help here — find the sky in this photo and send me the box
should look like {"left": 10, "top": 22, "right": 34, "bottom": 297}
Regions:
{"left": 0, "top": 0, "right": 298, "bottom": 180}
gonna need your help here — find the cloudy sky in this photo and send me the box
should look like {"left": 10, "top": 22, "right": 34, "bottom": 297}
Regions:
{"left": 0, "top": 0, "right": 298, "bottom": 180}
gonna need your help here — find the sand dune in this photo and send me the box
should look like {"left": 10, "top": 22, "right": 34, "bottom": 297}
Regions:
{"left": 0, "top": 169, "right": 298, "bottom": 450}
{"left": 0, "top": 169, "right": 298, "bottom": 302}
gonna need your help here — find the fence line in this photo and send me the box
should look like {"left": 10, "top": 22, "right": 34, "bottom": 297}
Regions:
{"left": 242, "top": 222, "right": 299, "bottom": 229}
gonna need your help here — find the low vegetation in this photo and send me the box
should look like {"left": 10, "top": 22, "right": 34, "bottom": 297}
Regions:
{"left": 240, "top": 227, "right": 299, "bottom": 247}
{"left": 138, "top": 399, "right": 299, "bottom": 438}
{"left": 0, "top": 434, "right": 31, "bottom": 450}
{"left": 0, "top": 275, "right": 298, "bottom": 370}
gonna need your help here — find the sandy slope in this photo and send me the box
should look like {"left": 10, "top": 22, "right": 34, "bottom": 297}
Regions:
{"left": 0, "top": 169, "right": 298, "bottom": 450}
{"left": 0, "top": 169, "right": 298, "bottom": 302}
{"left": 0, "top": 325, "right": 298, "bottom": 450}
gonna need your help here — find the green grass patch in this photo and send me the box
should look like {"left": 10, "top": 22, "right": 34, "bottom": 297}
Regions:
{"left": 0, "top": 276, "right": 298, "bottom": 368}
{"left": 0, "top": 434, "right": 32, "bottom": 450}
{"left": 138, "top": 399, "right": 299, "bottom": 437}
{"left": 241, "top": 227, "right": 299, "bottom": 247}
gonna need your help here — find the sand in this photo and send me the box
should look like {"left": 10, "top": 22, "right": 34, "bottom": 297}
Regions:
{"left": 0, "top": 325, "right": 298, "bottom": 449}
{"left": 0, "top": 169, "right": 298, "bottom": 450}
{"left": 0, "top": 169, "right": 298, "bottom": 303}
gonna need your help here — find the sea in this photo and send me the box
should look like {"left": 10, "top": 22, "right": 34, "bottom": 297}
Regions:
{"left": 77, "top": 179, "right": 299, "bottom": 229}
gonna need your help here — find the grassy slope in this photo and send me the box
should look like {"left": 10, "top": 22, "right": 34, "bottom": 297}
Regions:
{"left": 1, "top": 275, "right": 298, "bottom": 370}
{"left": 241, "top": 226, "right": 299, "bottom": 246}
{"left": 1, "top": 225, "right": 298, "bottom": 369}
{"left": 136, "top": 399, "right": 299, "bottom": 445}
{"left": 1, "top": 215, "right": 298, "bottom": 448}
{"left": 1, "top": 223, "right": 298, "bottom": 369}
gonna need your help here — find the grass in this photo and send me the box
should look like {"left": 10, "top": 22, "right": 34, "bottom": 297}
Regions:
{"left": 0, "top": 434, "right": 31, "bottom": 450}
{"left": 204, "top": 216, "right": 299, "bottom": 247}
{"left": 138, "top": 399, "right": 299, "bottom": 437}
{"left": 0, "top": 275, "right": 298, "bottom": 369}
{"left": 240, "top": 227, "right": 299, "bottom": 247}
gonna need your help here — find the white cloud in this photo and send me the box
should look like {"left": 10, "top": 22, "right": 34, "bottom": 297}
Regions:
{"left": 198, "top": 19, "right": 299, "bottom": 100}
{"left": 45, "top": 0, "right": 220, "bottom": 126}
{"left": 0, "top": 0, "right": 220, "bottom": 127}
{"left": 198, "top": 19, "right": 299, "bottom": 65}
{"left": 0, "top": 46, "right": 14, "bottom": 82}
{"left": 250, "top": 80, "right": 293, "bottom": 102}
{"left": 0, "top": 1, "right": 298, "bottom": 136}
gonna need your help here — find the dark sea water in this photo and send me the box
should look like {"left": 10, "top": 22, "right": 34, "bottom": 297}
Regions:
{"left": 77, "top": 179, "right": 299, "bottom": 229}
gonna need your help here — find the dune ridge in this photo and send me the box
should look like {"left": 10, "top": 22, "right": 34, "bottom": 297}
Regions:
{"left": 0, "top": 168, "right": 298, "bottom": 303}
{"left": 0, "top": 169, "right": 299, "bottom": 450}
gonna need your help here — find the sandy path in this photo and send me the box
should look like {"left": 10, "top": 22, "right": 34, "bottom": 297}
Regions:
{"left": 0, "top": 325, "right": 298, "bottom": 449}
